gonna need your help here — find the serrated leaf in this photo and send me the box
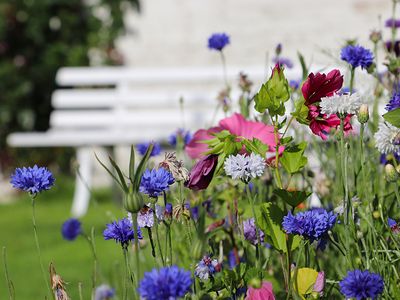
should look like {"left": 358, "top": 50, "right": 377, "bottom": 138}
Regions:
{"left": 274, "top": 189, "right": 311, "bottom": 207}
{"left": 383, "top": 108, "right": 400, "bottom": 128}
{"left": 280, "top": 142, "right": 308, "bottom": 174}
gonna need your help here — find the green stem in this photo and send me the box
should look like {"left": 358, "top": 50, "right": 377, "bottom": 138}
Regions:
{"left": 349, "top": 67, "right": 355, "bottom": 94}
{"left": 83, "top": 228, "right": 98, "bottom": 298}
{"left": 78, "top": 282, "right": 84, "bottom": 300}
{"left": 273, "top": 116, "right": 283, "bottom": 189}
{"left": 154, "top": 210, "right": 165, "bottom": 266}
{"left": 220, "top": 51, "right": 229, "bottom": 89}
{"left": 3, "top": 247, "right": 15, "bottom": 300}
{"left": 122, "top": 248, "right": 129, "bottom": 300}
{"left": 339, "top": 119, "right": 350, "bottom": 225}
{"left": 31, "top": 197, "right": 52, "bottom": 299}
{"left": 392, "top": 0, "right": 398, "bottom": 47}
{"left": 131, "top": 213, "right": 140, "bottom": 291}
{"left": 394, "top": 186, "right": 400, "bottom": 207}
{"left": 359, "top": 124, "right": 366, "bottom": 200}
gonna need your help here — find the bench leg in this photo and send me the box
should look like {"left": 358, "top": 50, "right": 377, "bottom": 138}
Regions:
{"left": 71, "top": 147, "right": 92, "bottom": 217}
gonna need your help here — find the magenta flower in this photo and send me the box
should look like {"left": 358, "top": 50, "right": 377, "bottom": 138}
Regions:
{"left": 245, "top": 281, "right": 275, "bottom": 300}
{"left": 185, "top": 155, "right": 218, "bottom": 190}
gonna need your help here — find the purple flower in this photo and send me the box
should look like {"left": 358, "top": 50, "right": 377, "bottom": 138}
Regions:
{"left": 95, "top": 284, "right": 115, "bottom": 300}
{"left": 208, "top": 33, "right": 230, "bottom": 51}
{"left": 385, "top": 18, "right": 400, "bottom": 28}
{"left": 136, "top": 206, "right": 154, "bottom": 228}
{"left": 243, "top": 218, "right": 265, "bottom": 245}
{"left": 136, "top": 142, "right": 161, "bottom": 157}
{"left": 388, "top": 218, "right": 400, "bottom": 233}
{"left": 341, "top": 45, "right": 374, "bottom": 69}
{"left": 103, "top": 218, "right": 142, "bottom": 248}
{"left": 380, "top": 153, "right": 400, "bottom": 165}
{"left": 386, "top": 91, "right": 400, "bottom": 111}
{"left": 272, "top": 56, "right": 293, "bottom": 69}
{"left": 195, "top": 256, "right": 221, "bottom": 280}
{"left": 386, "top": 40, "right": 400, "bottom": 56}
{"left": 61, "top": 218, "right": 82, "bottom": 241}
{"left": 139, "top": 168, "right": 175, "bottom": 198}
{"left": 168, "top": 129, "right": 192, "bottom": 147}
{"left": 282, "top": 209, "right": 337, "bottom": 242}
{"left": 339, "top": 270, "right": 384, "bottom": 300}
{"left": 289, "top": 79, "right": 301, "bottom": 90}
{"left": 10, "top": 165, "right": 55, "bottom": 195}
{"left": 185, "top": 155, "right": 218, "bottom": 191}
{"left": 138, "top": 266, "right": 192, "bottom": 300}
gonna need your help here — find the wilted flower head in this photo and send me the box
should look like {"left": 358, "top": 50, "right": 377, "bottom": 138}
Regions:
{"left": 339, "top": 270, "right": 384, "bottom": 300}
{"left": 61, "top": 218, "right": 82, "bottom": 241}
{"left": 159, "top": 152, "right": 189, "bottom": 182}
{"left": 185, "top": 155, "right": 218, "bottom": 190}
{"left": 224, "top": 153, "right": 265, "bottom": 182}
{"left": 95, "top": 284, "right": 115, "bottom": 300}
{"left": 385, "top": 18, "right": 400, "bottom": 28}
{"left": 374, "top": 122, "right": 400, "bottom": 155}
{"left": 139, "top": 168, "right": 175, "bottom": 198}
{"left": 386, "top": 91, "right": 400, "bottom": 111}
{"left": 208, "top": 33, "right": 230, "bottom": 51}
{"left": 50, "top": 264, "right": 69, "bottom": 300}
{"left": 238, "top": 72, "right": 253, "bottom": 92}
{"left": 195, "top": 256, "right": 221, "bottom": 280}
{"left": 168, "top": 129, "right": 192, "bottom": 147}
{"left": 340, "top": 45, "right": 374, "bottom": 69}
{"left": 243, "top": 218, "right": 265, "bottom": 245}
{"left": 282, "top": 209, "right": 337, "bottom": 242}
{"left": 388, "top": 218, "right": 400, "bottom": 234}
{"left": 10, "top": 165, "right": 55, "bottom": 195}
{"left": 138, "top": 266, "right": 192, "bottom": 300}
{"left": 320, "top": 93, "right": 362, "bottom": 116}
{"left": 136, "top": 142, "right": 161, "bottom": 157}
{"left": 103, "top": 218, "right": 142, "bottom": 248}
{"left": 155, "top": 203, "right": 172, "bottom": 221}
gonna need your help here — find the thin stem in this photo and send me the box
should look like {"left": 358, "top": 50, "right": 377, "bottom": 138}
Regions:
{"left": 359, "top": 124, "right": 366, "bottom": 200}
{"left": 154, "top": 209, "right": 165, "bottom": 266}
{"left": 82, "top": 228, "right": 98, "bottom": 299}
{"left": 339, "top": 119, "right": 350, "bottom": 225}
{"left": 131, "top": 213, "right": 140, "bottom": 291}
{"left": 78, "top": 282, "right": 84, "bottom": 300}
{"left": 122, "top": 248, "right": 129, "bottom": 300}
{"left": 392, "top": 0, "right": 398, "bottom": 47}
{"left": 349, "top": 67, "right": 355, "bottom": 94}
{"left": 220, "top": 51, "right": 229, "bottom": 89}
{"left": 394, "top": 186, "right": 400, "bottom": 207}
{"left": 273, "top": 116, "right": 283, "bottom": 189}
{"left": 31, "top": 197, "right": 52, "bottom": 298}
{"left": 3, "top": 247, "right": 15, "bottom": 300}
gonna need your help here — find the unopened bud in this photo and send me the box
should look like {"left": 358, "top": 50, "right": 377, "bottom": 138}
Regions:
{"left": 357, "top": 104, "right": 369, "bottom": 124}
{"left": 355, "top": 257, "right": 362, "bottom": 265}
{"left": 249, "top": 278, "right": 262, "bottom": 289}
{"left": 275, "top": 43, "right": 282, "bottom": 56}
{"left": 124, "top": 191, "right": 144, "bottom": 213}
{"left": 385, "top": 164, "right": 398, "bottom": 182}
{"left": 372, "top": 211, "right": 380, "bottom": 219}
{"left": 369, "top": 30, "right": 382, "bottom": 43}
{"left": 356, "top": 231, "right": 363, "bottom": 239}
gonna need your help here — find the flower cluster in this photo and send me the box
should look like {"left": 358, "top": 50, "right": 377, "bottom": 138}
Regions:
{"left": 340, "top": 45, "right": 374, "bottom": 69}
{"left": 194, "top": 256, "right": 221, "bottom": 280}
{"left": 136, "top": 142, "right": 161, "bottom": 157}
{"left": 224, "top": 153, "right": 266, "bottom": 182}
{"left": 139, "top": 168, "right": 175, "bottom": 197}
{"left": 339, "top": 270, "right": 384, "bottom": 300}
{"left": 61, "top": 218, "right": 82, "bottom": 241}
{"left": 282, "top": 209, "right": 337, "bottom": 242}
{"left": 10, "top": 165, "right": 55, "bottom": 195}
{"left": 138, "top": 266, "right": 192, "bottom": 300}
{"left": 208, "top": 33, "right": 230, "bottom": 51}
{"left": 320, "top": 93, "right": 362, "bottom": 116}
{"left": 103, "top": 218, "right": 142, "bottom": 248}
{"left": 243, "top": 218, "right": 265, "bottom": 245}
{"left": 386, "top": 91, "right": 400, "bottom": 111}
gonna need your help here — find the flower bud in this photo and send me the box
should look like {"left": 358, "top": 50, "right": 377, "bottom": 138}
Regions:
{"left": 191, "top": 238, "right": 204, "bottom": 261}
{"left": 357, "top": 104, "right": 369, "bottom": 124}
{"left": 249, "top": 277, "right": 262, "bottom": 289}
{"left": 372, "top": 211, "right": 380, "bottom": 219}
{"left": 369, "top": 30, "right": 382, "bottom": 43}
{"left": 356, "top": 231, "right": 363, "bottom": 239}
{"left": 385, "top": 164, "right": 398, "bottom": 182}
{"left": 124, "top": 191, "right": 144, "bottom": 213}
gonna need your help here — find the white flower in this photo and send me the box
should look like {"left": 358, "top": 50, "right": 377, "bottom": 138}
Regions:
{"left": 224, "top": 153, "right": 265, "bottom": 182}
{"left": 320, "top": 93, "right": 362, "bottom": 116}
{"left": 374, "top": 122, "right": 400, "bottom": 154}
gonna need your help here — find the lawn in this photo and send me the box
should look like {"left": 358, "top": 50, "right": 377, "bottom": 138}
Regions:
{"left": 0, "top": 175, "right": 129, "bottom": 299}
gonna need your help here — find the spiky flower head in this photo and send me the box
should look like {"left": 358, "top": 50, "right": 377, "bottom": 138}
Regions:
{"left": 10, "top": 165, "right": 55, "bottom": 195}
{"left": 224, "top": 153, "right": 265, "bottom": 183}
{"left": 320, "top": 93, "right": 362, "bottom": 116}
{"left": 340, "top": 45, "right": 374, "bottom": 69}
{"left": 139, "top": 168, "right": 175, "bottom": 198}
{"left": 374, "top": 122, "right": 400, "bottom": 155}
{"left": 339, "top": 270, "right": 384, "bottom": 300}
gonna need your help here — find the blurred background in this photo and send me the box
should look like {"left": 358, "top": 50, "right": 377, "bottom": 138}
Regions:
{"left": 0, "top": 0, "right": 393, "bottom": 298}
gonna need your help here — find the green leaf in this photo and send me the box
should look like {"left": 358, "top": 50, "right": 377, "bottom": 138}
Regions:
{"left": 274, "top": 189, "right": 311, "bottom": 207}
{"left": 254, "top": 65, "right": 290, "bottom": 116}
{"left": 133, "top": 143, "right": 154, "bottom": 190}
{"left": 242, "top": 138, "right": 268, "bottom": 157}
{"left": 95, "top": 153, "right": 124, "bottom": 191}
{"left": 297, "top": 52, "right": 308, "bottom": 80}
{"left": 280, "top": 142, "right": 308, "bottom": 174}
{"left": 255, "top": 202, "right": 288, "bottom": 252}
{"left": 383, "top": 108, "right": 400, "bottom": 128}
{"left": 109, "top": 155, "right": 128, "bottom": 192}
{"left": 129, "top": 145, "right": 135, "bottom": 184}
{"left": 291, "top": 98, "right": 309, "bottom": 125}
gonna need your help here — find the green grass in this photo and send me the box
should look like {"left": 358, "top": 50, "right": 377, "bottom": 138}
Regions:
{"left": 0, "top": 175, "right": 129, "bottom": 299}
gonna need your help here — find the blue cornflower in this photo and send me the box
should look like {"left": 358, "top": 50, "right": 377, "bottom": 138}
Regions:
{"left": 168, "top": 129, "right": 192, "bottom": 147}
{"left": 138, "top": 266, "right": 192, "bottom": 300}
{"left": 136, "top": 142, "right": 161, "bottom": 157}
{"left": 386, "top": 91, "right": 400, "bottom": 111}
{"left": 385, "top": 18, "right": 400, "bottom": 28}
{"left": 243, "top": 218, "right": 265, "bottom": 245}
{"left": 388, "top": 218, "right": 397, "bottom": 227}
{"left": 95, "top": 284, "right": 115, "bottom": 300}
{"left": 380, "top": 152, "right": 400, "bottom": 164}
{"left": 61, "top": 218, "right": 82, "bottom": 241}
{"left": 289, "top": 79, "right": 301, "bottom": 90}
{"left": 282, "top": 209, "right": 337, "bottom": 242}
{"left": 139, "top": 168, "right": 175, "bottom": 198}
{"left": 272, "top": 56, "right": 293, "bottom": 68}
{"left": 195, "top": 256, "right": 221, "bottom": 280}
{"left": 103, "top": 218, "right": 142, "bottom": 248}
{"left": 339, "top": 270, "right": 384, "bottom": 300}
{"left": 208, "top": 33, "right": 230, "bottom": 51}
{"left": 340, "top": 45, "right": 374, "bottom": 69}
{"left": 10, "top": 165, "right": 55, "bottom": 195}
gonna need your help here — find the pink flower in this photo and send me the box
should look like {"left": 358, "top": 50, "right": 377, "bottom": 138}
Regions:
{"left": 245, "top": 281, "right": 276, "bottom": 300}
{"left": 185, "top": 113, "right": 282, "bottom": 159}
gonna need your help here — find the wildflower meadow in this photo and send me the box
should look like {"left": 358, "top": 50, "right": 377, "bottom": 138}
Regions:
{"left": 5, "top": 2, "right": 400, "bottom": 300}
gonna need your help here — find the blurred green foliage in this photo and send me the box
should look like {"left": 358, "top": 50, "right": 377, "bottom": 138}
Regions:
{"left": 0, "top": 0, "right": 140, "bottom": 169}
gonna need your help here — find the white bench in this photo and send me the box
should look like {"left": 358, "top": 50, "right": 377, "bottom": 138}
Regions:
{"left": 9, "top": 66, "right": 293, "bottom": 216}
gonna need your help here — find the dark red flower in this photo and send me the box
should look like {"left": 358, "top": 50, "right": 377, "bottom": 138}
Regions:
{"left": 185, "top": 155, "right": 218, "bottom": 190}
{"left": 302, "top": 69, "right": 343, "bottom": 106}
